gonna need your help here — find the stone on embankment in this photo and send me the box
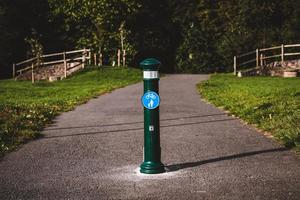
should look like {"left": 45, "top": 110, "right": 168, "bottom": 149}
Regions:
{"left": 16, "top": 62, "right": 83, "bottom": 81}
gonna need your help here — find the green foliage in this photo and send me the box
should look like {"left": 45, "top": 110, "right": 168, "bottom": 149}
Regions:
{"left": 48, "top": 0, "right": 140, "bottom": 61}
{"left": 128, "top": 0, "right": 179, "bottom": 72}
{"left": 25, "top": 29, "right": 44, "bottom": 67}
{"left": 0, "top": 67, "right": 141, "bottom": 155}
{"left": 2, "top": 0, "right": 300, "bottom": 77}
{"left": 198, "top": 74, "right": 300, "bottom": 151}
{"left": 171, "top": 0, "right": 300, "bottom": 72}
{"left": 0, "top": 0, "right": 67, "bottom": 78}
{"left": 172, "top": 0, "right": 221, "bottom": 73}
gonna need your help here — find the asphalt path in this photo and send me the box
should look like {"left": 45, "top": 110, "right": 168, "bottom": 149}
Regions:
{"left": 0, "top": 75, "right": 299, "bottom": 200}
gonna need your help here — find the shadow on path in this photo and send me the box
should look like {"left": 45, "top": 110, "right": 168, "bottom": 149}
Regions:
{"left": 45, "top": 113, "right": 227, "bottom": 131}
{"left": 166, "top": 147, "right": 289, "bottom": 172}
{"left": 42, "top": 118, "right": 236, "bottom": 139}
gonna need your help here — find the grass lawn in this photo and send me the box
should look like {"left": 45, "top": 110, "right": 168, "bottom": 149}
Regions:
{"left": 0, "top": 66, "right": 141, "bottom": 156}
{"left": 198, "top": 74, "right": 300, "bottom": 151}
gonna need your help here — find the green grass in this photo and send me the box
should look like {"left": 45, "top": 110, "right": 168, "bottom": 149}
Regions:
{"left": 0, "top": 66, "right": 141, "bottom": 156}
{"left": 198, "top": 74, "right": 300, "bottom": 151}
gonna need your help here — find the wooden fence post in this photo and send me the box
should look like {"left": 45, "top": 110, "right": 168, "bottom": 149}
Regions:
{"left": 233, "top": 56, "right": 237, "bottom": 75}
{"left": 88, "top": 51, "right": 91, "bottom": 65}
{"left": 13, "top": 63, "right": 15, "bottom": 79}
{"left": 31, "top": 62, "right": 34, "bottom": 84}
{"left": 99, "top": 53, "right": 103, "bottom": 66}
{"left": 117, "top": 49, "right": 121, "bottom": 67}
{"left": 63, "top": 51, "right": 67, "bottom": 78}
{"left": 94, "top": 53, "right": 97, "bottom": 66}
{"left": 82, "top": 48, "right": 86, "bottom": 69}
{"left": 122, "top": 50, "right": 126, "bottom": 66}
{"left": 256, "top": 49, "right": 259, "bottom": 67}
{"left": 260, "top": 54, "right": 264, "bottom": 66}
{"left": 281, "top": 44, "right": 284, "bottom": 64}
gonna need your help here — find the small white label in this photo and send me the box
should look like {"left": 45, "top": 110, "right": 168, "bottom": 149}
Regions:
{"left": 149, "top": 125, "right": 154, "bottom": 131}
{"left": 143, "top": 71, "right": 158, "bottom": 79}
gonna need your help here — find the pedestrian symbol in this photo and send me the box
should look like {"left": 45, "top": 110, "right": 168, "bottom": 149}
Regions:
{"left": 142, "top": 91, "right": 160, "bottom": 109}
{"left": 148, "top": 99, "right": 154, "bottom": 108}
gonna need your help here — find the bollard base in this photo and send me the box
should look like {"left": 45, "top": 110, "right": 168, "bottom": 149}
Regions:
{"left": 140, "top": 161, "right": 165, "bottom": 174}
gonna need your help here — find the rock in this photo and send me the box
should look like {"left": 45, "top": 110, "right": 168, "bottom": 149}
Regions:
{"left": 239, "top": 58, "right": 300, "bottom": 77}
{"left": 16, "top": 61, "right": 83, "bottom": 81}
{"left": 237, "top": 71, "right": 243, "bottom": 77}
{"left": 283, "top": 71, "right": 298, "bottom": 78}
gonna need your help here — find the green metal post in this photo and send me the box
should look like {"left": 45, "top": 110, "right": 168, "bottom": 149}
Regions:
{"left": 140, "top": 58, "right": 165, "bottom": 174}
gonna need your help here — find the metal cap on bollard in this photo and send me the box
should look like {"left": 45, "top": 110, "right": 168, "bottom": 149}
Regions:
{"left": 140, "top": 58, "right": 160, "bottom": 70}
{"left": 140, "top": 58, "right": 165, "bottom": 174}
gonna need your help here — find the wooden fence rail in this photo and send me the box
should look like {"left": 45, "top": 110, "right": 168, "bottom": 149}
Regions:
{"left": 234, "top": 43, "right": 300, "bottom": 75}
{"left": 13, "top": 48, "right": 91, "bottom": 83}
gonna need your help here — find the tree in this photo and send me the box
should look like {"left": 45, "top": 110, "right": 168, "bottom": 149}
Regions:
{"left": 126, "top": 0, "right": 180, "bottom": 71}
{"left": 171, "top": 0, "right": 222, "bottom": 73}
{"left": 0, "top": 0, "right": 66, "bottom": 78}
{"left": 216, "top": 0, "right": 285, "bottom": 69}
{"left": 49, "top": 0, "right": 140, "bottom": 64}
{"left": 2, "top": 0, "right": 300, "bottom": 78}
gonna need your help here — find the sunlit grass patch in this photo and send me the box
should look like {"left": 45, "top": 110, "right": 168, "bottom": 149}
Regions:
{"left": 0, "top": 66, "right": 141, "bottom": 156}
{"left": 198, "top": 74, "right": 300, "bottom": 151}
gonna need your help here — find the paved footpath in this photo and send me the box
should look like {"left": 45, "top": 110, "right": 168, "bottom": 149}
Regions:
{"left": 1, "top": 75, "right": 300, "bottom": 200}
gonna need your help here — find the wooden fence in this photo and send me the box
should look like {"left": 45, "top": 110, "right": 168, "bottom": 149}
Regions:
{"left": 233, "top": 44, "right": 300, "bottom": 75}
{"left": 13, "top": 48, "right": 91, "bottom": 83}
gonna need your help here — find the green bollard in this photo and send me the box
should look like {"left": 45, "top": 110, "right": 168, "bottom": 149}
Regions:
{"left": 140, "top": 58, "right": 165, "bottom": 174}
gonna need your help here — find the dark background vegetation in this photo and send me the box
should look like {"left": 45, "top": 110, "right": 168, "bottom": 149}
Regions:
{"left": 1, "top": 0, "right": 300, "bottom": 78}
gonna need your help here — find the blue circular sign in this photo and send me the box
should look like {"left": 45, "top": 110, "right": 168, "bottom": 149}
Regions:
{"left": 141, "top": 91, "right": 160, "bottom": 109}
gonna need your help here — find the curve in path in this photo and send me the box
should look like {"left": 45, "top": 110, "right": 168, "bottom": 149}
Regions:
{"left": 0, "top": 75, "right": 299, "bottom": 200}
